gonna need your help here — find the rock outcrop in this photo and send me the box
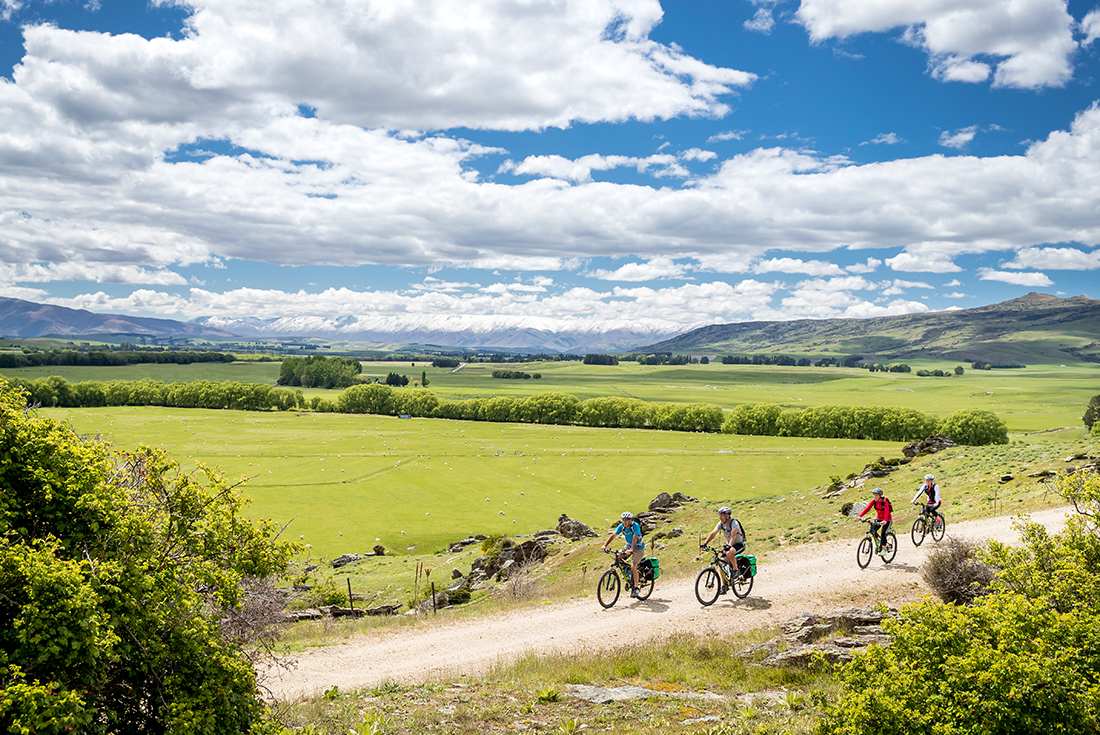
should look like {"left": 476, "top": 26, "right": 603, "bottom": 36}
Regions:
{"left": 740, "top": 608, "right": 897, "bottom": 667}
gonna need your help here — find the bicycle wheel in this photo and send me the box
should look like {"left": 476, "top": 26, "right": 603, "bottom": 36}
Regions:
{"left": 910, "top": 517, "right": 927, "bottom": 547}
{"left": 732, "top": 570, "right": 754, "bottom": 598}
{"left": 635, "top": 574, "right": 655, "bottom": 601}
{"left": 856, "top": 536, "right": 873, "bottom": 569}
{"left": 597, "top": 569, "right": 621, "bottom": 608}
{"left": 931, "top": 514, "right": 946, "bottom": 541}
{"left": 881, "top": 531, "right": 898, "bottom": 564}
{"left": 694, "top": 567, "right": 721, "bottom": 606}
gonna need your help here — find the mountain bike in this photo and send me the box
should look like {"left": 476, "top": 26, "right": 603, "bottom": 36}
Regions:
{"left": 910, "top": 503, "right": 946, "bottom": 546}
{"left": 597, "top": 549, "right": 656, "bottom": 608}
{"left": 857, "top": 518, "right": 897, "bottom": 568}
{"left": 695, "top": 545, "right": 754, "bottom": 605}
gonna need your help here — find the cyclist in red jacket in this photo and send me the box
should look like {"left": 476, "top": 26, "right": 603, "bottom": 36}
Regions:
{"left": 858, "top": 487, "right": 893, "bottom": 555}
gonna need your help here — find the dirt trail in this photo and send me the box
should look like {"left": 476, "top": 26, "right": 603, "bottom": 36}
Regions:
{"left": 264, "top": 507, "right": 1071, "bottom": 701}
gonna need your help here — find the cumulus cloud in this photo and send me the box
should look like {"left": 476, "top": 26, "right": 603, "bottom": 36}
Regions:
{"left": 795, "top": 0, "right": 1078, "bottom": 89}
{"left": 885, "top": 252, "right": 964, "bottom": 274}
{"left": 0, "top": 263, "right": 188, "bottom": 286}
{"left": 1082, "top": 9, "right": 1100, "bottom": 45}
{"left": 977, "top": 268, "right": 1054, "bottom": 286}
{"left": 845, "top": 258, "right": 882, "bottom": 274}
{"left": 499, "top": 151, "right": 694, "bottom": 182}
{"left": 745, "top": 7, "right": 776, "bottom": 33}
{"left": 939, "top": 126, "right": 978, "bottom": 149}
{"left": 1002, "top": 246, "right": 1100, "bottom": 270}
{"left": 751, "top": 257, "right": 844, "bottom": 276}
{"left": 588, "top": 257, "right": 690, "bottom": 281}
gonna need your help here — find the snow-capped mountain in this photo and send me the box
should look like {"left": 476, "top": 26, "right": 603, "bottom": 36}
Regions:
{"left": 193, "top": 313, "right": 699, "bottom": 353}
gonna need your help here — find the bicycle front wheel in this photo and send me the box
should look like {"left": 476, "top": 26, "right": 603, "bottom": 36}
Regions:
{"left": 931, "top": 514, "right": 946, "bottom": 541}
{"left": 695, "top": 567, "right": 721, "bottom": 606}
{"left": 732, "top": 571, "right": 754, "bottom": 598}
{"left": 881, "top": 531, "right": 898, "bottom": 564}
{"left": 597, "top": 569, "right": 621, "bottom": 608}
{"left": 856, "top": 536, "right": 873, "bottom": 569}
{"left": 911, "top": 517, "right": 927, "bottom": 546}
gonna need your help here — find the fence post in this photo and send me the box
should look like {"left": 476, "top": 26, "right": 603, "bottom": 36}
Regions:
{"left": 347, "top": 578, "right": 354, "bottom": 611}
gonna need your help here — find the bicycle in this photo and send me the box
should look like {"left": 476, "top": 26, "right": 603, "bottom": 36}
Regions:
{"left": 596, "top": 549, "right": 656, "bottom": 608}
{"left": 856, "top": 518, "right": 897, "bottom": 568}
{"left": 695, "top": 545, "right": 754, "bottom": 605}
{"left": 910, "top": 502, "right": 946, "bottom": 546}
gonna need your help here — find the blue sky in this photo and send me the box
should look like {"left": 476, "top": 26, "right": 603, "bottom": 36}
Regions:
{"left": 2, "top": 0, "right": 1100, "bottom": 340}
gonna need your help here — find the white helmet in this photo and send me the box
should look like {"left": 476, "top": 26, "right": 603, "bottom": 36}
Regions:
{"left": 872, "top": 487, "right": 884, "bottom": 495}
{"left": 924, "top": 474, "right": 935, "bottom": 481}
{"left": 620, "top": 511, "right": 633, "bottom": 520}
{"left": 717, "top": 506, "right": 732, "bottom": 515}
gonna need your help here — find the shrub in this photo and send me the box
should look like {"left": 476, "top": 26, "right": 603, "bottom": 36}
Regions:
{"left": 1083, "top": 394, "right": 1100, "bottom": 431}
{"left": 936, "top": 408, "right": 1009, "bottom": 445}
{"left": 0, "top": 379, "right": 298, "bottom": 734}
{"left": 921, "top": 537, "right": 995, "bottom": 605}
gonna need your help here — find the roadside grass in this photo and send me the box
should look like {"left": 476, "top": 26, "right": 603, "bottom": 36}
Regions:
{"left": 271, "top": 630, "right": 837, "bottom": 735}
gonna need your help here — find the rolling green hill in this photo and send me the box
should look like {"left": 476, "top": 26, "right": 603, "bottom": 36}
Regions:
{"left": 642, "top": 293, "right": 1100, "bottom": 364}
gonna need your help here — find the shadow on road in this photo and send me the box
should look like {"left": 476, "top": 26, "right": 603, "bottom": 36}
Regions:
{"left": 726, "top": 596, "right": 772, "bottom": 610}
{"left": 629, "top": 597, "right": 671, "bottom": 613}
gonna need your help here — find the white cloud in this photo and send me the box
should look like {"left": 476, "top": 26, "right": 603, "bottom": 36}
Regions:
{"left": 500, "top": 149, "right": 716, "bottom": 182}
{"left": 1081, "top": 9, "right": 1100, "bottom": 45}
{"left": 795, "top": 0, "right": 1078, "bottom": 89}
{"left": 0, "top": 263, "right": 188, "bottom": 286}
{"left": 977, "top": 268, "right": 1054, "bottom": 286}
{"left": 944, "top": 279, "right": 962, "bottom": 287}
{"left": 589, "top": 257, "right": 690, "bottom": 281}
{"left": 862, "top": 132, "right": 904, "bottom": 146}
{"left": 751, "top": 257, "right": 844, "bottom": 276}
{"left": 939, "top": 126, "right": 978, "bottom": 149}
{"left": 707, "top": 130, "right": 748, "bottom": 142}
{"left": 1002, "top": 246, "right": 1100, "bottom": 270}
{"left": 942, "top": 291, "right": 969, "bottom": 298}
{"left": 882, "top": 278, "right": 934, "bottom": 295}
{"left": 845, "top": 258, "right": 882, "bottom": 274}
{"left": 745, "top": 7, "right": 776, "bottom": 33}
{"left": 885, "top": 252, "right": 963, "bottom": 274}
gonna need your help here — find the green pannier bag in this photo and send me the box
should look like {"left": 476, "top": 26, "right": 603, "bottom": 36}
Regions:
{"left": 646, "top": 557, "right": 660, "bottom": 580}
{"left": 737, "top": 553, "right": 757, "bottom": 578}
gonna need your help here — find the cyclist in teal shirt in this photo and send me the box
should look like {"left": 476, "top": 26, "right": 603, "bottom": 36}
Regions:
{"left": 601, "top": 511, "right": 645, "bottom": 598}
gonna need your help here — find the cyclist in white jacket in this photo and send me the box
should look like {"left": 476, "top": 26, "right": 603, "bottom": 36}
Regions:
{"left": 912, "top": 473, "right": 942, "bottom": 512}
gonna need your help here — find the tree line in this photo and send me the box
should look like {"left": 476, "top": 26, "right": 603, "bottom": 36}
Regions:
{"left": 0, "top": 348, "right": 238, "bottom": 368}
{"left": 7, "top": 375, "right": 1010, "bottom": 444}
{"left": 723, "top": 402, "right": 1008, "bottom": 445}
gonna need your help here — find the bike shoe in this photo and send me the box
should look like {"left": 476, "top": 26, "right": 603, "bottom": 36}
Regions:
{"left": 719, "top": 584, "right": 729, "bottom": 595}
{"left": 630, "top": 588, "right": 639, "bottom": 598}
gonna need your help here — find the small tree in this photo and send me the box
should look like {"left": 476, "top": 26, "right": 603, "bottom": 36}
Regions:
{"left": 1083, "top": 393, "right": 1100, "bottom": 432}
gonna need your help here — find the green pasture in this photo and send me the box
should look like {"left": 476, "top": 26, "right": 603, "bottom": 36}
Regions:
{"left": 46, "top": 406, "right": 901, "bottom": 560}
{"left": 13, "top": 359, "right": 1098, "bottom": 431}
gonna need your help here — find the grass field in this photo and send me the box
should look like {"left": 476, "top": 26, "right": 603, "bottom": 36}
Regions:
{"left": 46, "top": 406, "right": 902, "bottom": 560}
{"left": 12, "top": 359, "right": 1100, "bottom": 432}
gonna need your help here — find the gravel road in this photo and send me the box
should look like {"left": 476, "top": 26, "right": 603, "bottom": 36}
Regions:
{"left": 264, "top": 506, "right": 1071, "bottom": 701}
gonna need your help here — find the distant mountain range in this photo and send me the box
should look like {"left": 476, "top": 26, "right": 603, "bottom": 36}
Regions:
{"left": 0, "top": 296, "right": 237, "bottom": 340}
{"left": 641, "top": 293, "right": 1100, "bottom": 364}
{"left": 0, "top": 296, "right": 696, "bottom": 353}
{"left": 3, "top": 293, "right": 1098, "bottom": 362}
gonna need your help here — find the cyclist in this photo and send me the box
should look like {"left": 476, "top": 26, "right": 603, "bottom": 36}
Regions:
{"left": 912, "top": 473, "right": 942, "bottom": 516}
{"left": 601, "top": 511, "right": 645, "bottom": 598}
{"left": 858, "top": 487, "right": 893, "bottom": 556}
{"left": 700, "top": 506, "right": 745, "bottom": 592}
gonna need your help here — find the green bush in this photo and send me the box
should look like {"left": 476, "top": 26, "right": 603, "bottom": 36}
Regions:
{"left": 936, "top": 408, "right": 1009, "bottom": 445}
{"left": 0, "top": 379, "right": 299, "bottom": 734}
